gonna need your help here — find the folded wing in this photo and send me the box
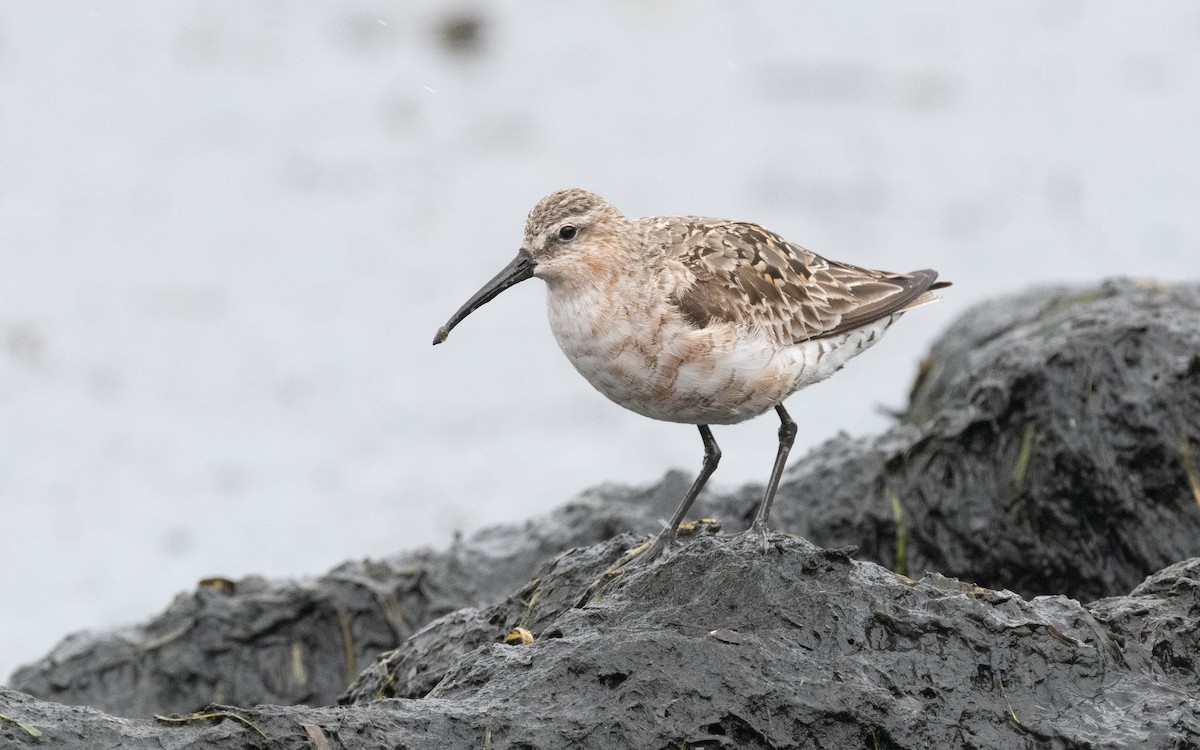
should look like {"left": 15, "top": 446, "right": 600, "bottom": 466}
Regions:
{"left": 661, "top": 219, "right": 947, "bottom": 346}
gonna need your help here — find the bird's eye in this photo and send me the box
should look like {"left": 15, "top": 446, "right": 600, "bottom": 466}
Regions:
{"left": 557, "top": 225, "right": 577, "bottom": 241}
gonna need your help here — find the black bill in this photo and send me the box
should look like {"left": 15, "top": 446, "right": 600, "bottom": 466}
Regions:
{"left": 432, "top": 249, "right": 536, "bottom": 345}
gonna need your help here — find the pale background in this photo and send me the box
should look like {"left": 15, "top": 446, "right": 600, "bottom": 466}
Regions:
{"left": 2, "top": 2, "right": 1197, "bottom": 680}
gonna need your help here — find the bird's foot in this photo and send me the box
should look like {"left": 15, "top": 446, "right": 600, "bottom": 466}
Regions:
{"left": 576, "top": 531, "right": 676, "bottom": 607}
{"left": 622, "top": 530, "right": 674, "bottom": 569}
{"left": 738, "top": 520, "right": 773, "bottom": 554}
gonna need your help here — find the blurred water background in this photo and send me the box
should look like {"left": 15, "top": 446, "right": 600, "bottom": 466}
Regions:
{"left": 1, "top": 2, "right": 1197, "bottom": 680}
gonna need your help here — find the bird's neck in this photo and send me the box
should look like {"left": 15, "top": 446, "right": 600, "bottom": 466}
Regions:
{"left": 544, "top": 248, "right": 652, "bottom": 343}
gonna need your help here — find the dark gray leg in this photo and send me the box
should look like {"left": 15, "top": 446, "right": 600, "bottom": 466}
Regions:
{"left": 747, "top": 404, "right": 797, "bottom": 549}
{"left": 640, "top": 424, "right": 721, "bottom": 562}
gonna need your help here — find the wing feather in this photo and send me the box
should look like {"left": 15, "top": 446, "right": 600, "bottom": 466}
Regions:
{"left": 653, "top": 218, "right": 945, "bottom": 345}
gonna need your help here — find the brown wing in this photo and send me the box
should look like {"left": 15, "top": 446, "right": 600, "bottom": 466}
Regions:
{"left": 657, "top": 218, "right": 946, "bottom": 345}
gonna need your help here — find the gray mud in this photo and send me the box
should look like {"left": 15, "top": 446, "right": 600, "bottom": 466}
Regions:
{"left": 5, "top": 279, "right": 1199, "bottom": 747}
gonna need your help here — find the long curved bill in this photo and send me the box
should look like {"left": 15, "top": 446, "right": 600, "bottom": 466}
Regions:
{"left": 432, "top": 249, "right": 536, "bottom": 345}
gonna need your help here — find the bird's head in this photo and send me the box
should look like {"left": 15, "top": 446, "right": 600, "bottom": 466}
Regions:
{"left": 433, "top": 188, "right": 631, "bottom": 344}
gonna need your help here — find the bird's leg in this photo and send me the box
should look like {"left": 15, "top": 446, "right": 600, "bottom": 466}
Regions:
{"left": 638, "top": 425, "right": 721, "bottom": 563}
{"left": 747, "top": 404, "right": 797, "bottom": 551}
{"left": 578, "top": 426, "right": 720, "bottom": 604}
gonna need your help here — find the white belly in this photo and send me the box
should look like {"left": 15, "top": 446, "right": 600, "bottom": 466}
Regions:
{"left": 545, "top": 283, "right": 899, "bottom": 426}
